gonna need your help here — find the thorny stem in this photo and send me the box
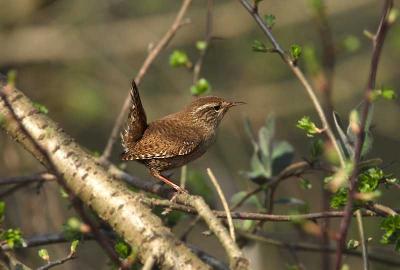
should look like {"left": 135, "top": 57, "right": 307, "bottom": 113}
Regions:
{"left": 238, "top": 0, "right": 345, "bottom": 168}
{"left": 335, "top": 1, "right": 394, "bottom": 269}
{"left": 99, "top": 0, "right": 193, "bottom": 163}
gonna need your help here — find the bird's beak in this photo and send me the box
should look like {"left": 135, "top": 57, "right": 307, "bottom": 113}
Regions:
{"left": 227, "top": 101, "right": 246, "bottom": 108}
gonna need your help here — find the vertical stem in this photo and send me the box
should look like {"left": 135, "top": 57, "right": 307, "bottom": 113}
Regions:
{"left": 356, "top": 210, "right": 369, "bottom": 270}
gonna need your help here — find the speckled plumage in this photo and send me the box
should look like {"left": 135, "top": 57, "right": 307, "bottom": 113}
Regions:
{"left": 121, "top": 80, "right": 243, "bottom": 192}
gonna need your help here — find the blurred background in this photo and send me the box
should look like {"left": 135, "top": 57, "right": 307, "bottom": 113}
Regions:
{"left": 0, "top": 0, "right": 399, "bottom": 269}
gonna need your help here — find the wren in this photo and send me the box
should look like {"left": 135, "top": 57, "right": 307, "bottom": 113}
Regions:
{"left": 121, "top": 80, "right": 244, "bottom": 193}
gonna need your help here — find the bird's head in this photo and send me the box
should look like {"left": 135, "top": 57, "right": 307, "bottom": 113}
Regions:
{"left": 186, "top": 96, "right": 245, "bottom": 129}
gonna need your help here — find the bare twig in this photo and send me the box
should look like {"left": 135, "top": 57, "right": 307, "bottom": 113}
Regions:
{"left": 207, "top": 168, "right": 235, "bottom": 241}
{"left": 0, "top": 172, "right": 55, "bottom": 185}
{"left": 238, "top": 0, "right": 345, "bottom": 168}
{"left": 192, "top": 0, "right": 214, "bottom": 84}
{"left": 335, "top": 1, "right": 394, "bottom": 269}
{"left": 37, "top": 253, "right": 76, "bottom": 270}
{"left": 239, "top": 231, "right": 400, "bottom": 267}
{"left": 100, "top": 0, "right": 193, "bottom": 163}
{"left": 356, "top": 210, "right": 369, "bottom": 270}
{"left": 142, "top": 256, "right": 156, "bottom": 270}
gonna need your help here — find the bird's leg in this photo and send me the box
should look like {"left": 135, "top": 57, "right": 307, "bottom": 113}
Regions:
{"left": 150, "top": 169, "right": 188, "bottom": 194}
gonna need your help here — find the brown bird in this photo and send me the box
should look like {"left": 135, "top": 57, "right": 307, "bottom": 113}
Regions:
{"left": 121, "top": 80, "right": 244, "bottom": 193}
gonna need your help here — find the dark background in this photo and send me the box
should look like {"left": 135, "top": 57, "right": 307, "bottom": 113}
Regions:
{"left": 0, "top": 0, "right": 399, "bottom": 269}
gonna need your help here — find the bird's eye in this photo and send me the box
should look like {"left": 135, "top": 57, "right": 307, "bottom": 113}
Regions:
{"left": 213, "top": 105, "right": 221, "bottom": 111}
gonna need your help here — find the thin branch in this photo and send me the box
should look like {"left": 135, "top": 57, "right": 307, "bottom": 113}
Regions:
{"left": 238, "top": 0, "right": 345, "bottom": 168}
{"left": 143, "top": 197, "right": 386, "bottom": 221}
{"left": 335, "top": 1, "right": 394, "bottom": 269}
{"left": 192, "top": 0, "right": 214, "bottom": 84}
{"left": 356, "top": 210, "right": 369, "bottom": 270}
{"left": 239, "top": 231, "right": 400, "bottom": 267}
{"left": 142, "top": 256, "right": 156, "bottom": 270}
{"left": 207, "top": 168, "right": 235, "bottom": 241}
{"left": 0, "top": 172, "right": 55, "bottom": 185}
{"left": 37, "top": 253, "right": 76, "bottom": 270}
{"left": 99, "top": 0, "right": 193, "bottom": 163}
{"left": 2, "top": 232, "right": 229, "bottom": 270}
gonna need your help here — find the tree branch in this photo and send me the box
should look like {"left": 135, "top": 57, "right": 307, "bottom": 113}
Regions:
{"left": 335, "top": 1, "right": 394, "bottom": 269}
{"left": 0, "top": 83, "right": 210, "bottom": 269}
{"left": 238, "top": 0, "right": 345, "bottom": 168}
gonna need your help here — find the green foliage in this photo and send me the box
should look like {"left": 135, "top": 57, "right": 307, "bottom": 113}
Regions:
{"left": 330, "top": 187, "right": 348, "bottom": 209}
{"left": 243, "top": 116, "right": 294, "bottom": 184}
{"left": 252, "top": 40, "right": 268, "bottom": 53}
{"left": 70, "top": 240, "right": 79, "bottom": 253}
{"left": 290, "top": 44, "right": 302, "bottom": 61}
{"left": 346, "top": 239, "right": 360, "bottom": 250}
{"left": 333, "top": 103, "right": 374, "bottom": 159}
{"left": 296, "top": 116, "right": 319, "bottom": 137}
{"left": 169, "top": 50, "right": 190, "bottom": 68}
{"left": 358, "top": 168, "right": 383, "bottom": 193}
{"left": 371, "top": 87, "right": 397, "bottom": 101}
{"left": 196, "top": 40, "right": 207, "bottom": 51}
{"left": 63, "top": 217, "right": 83, "bottom": 240}
{"left": 33, "top": 102, "right": 49, "bottom": 114}
{"left": 342, "top": 35, "right": 361, "bottom": 53}
{"left": 190, "top": 78, "right": 211, "bottom": 95}
{"left": 380, "top": 215, "right": 400, "bottom": 252}
{"left": 264, "top": 14, "right": 276, "bottom": 28}
{"left": 114, "top": 240, "right": 131, "bottom": 259}
{"left": 1, "top": 228, "right": 25, "bottom": 249}
{"left": 38, "top": 248, "right": 50, "bottom": 262}
{"left": 299, "top": 178, "right": 312, "bottom": 190}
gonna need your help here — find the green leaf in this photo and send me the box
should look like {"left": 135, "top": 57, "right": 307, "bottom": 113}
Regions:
{"left": 38, "top": 248, "right": 50, "bottom": 261}
{"left": 252, "top": 40, "right": 268, "bottom": 53}
{"left": 296, "top": 116, "right": 319, "bottom": 137}
{"left": 33, "top": 102, "right": 49, "bottom": 114}
{"left": 70, "top": 240, "right": 79, "bottom": 253}
{"left": 342, "top": 35, "right": 361, "bottom": 53}
{"left": 330, "top": 187, "right": 348, "bottom": 209}
{"left": 1, "top": 228, "right": 25, "bottom": 249}
{"left": 380, "top": 215, "right": 400, "bottom": 252}
{"left": 371, "top": 87, "right": 397, "bottom": 101}
{"left": 271, "top": 141, "right": 294, "bottom": 175}
{"left": 300, "top": 178, "right": 312, "bottom": 190}
{"left": 358, "top": 167, "right": 383, "bottom": 193}
{"left": 190, "top": 78, "right": 211, "bottom": 95}
{"left": 169, "top": 50, "right": 190, "bottom": 68}
{"left": 264, "top": 14, "right": 276, "bottom": 28}
{"left": 388, "top": 8, "right": 399, "bottom": 24}
{"left": 63, "top": 217, "right": 82, "bottom": 240}
{"left": 196, "top": 40, "right": 207, "bottom": 51}
{"left": 347, "top": 239, "right": 360, "bottom": 250}
{"left": 290, "top": 44, "right": 302, "bottom": 60}
{"left": 333, "top": 112, "right": 353, "bottom": 158}
{"left": 114, "top": 240, "right": 131, "bottom": 259}
{"left": 309, "top": 0, "right": 323, "bottom": 11}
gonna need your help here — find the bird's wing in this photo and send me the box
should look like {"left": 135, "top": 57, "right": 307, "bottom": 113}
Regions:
{"left": 122, "top": 119, "right": 202, "bottom": 160}
{"left": 121, "top": 80, "right": 148, "bottom": 152}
